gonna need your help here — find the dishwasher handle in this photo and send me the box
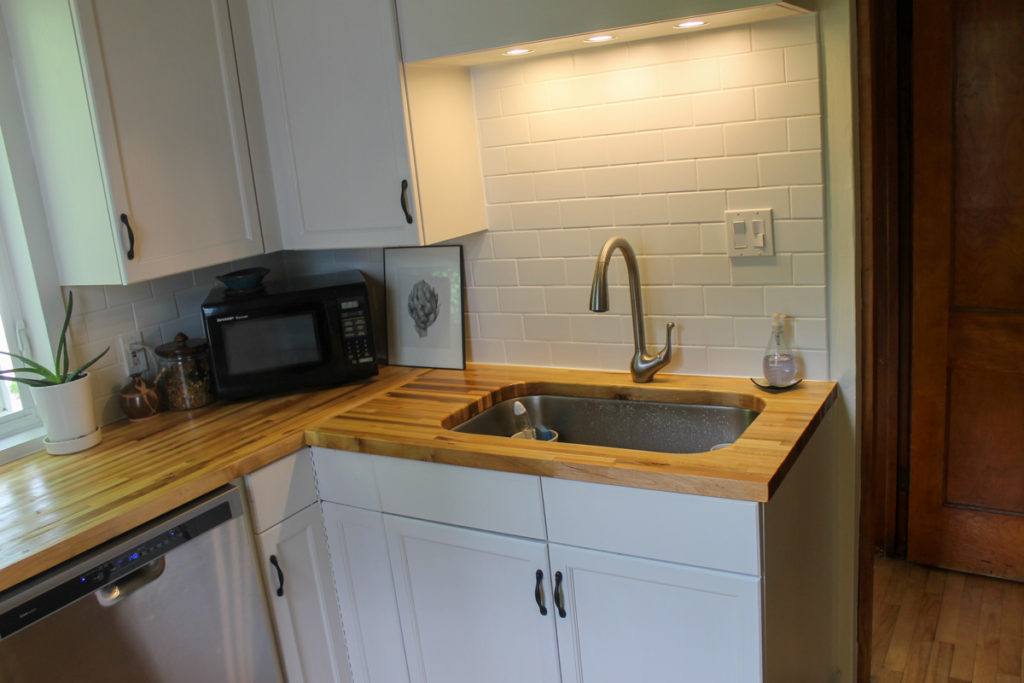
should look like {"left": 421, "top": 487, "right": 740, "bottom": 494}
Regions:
{"left": 95, "top": 557, "right": 166, "bottom": 607}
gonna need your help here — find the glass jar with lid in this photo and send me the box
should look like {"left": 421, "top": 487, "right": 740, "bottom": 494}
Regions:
{"left": 155, "top": 332, "right": 215, "bottom": 410}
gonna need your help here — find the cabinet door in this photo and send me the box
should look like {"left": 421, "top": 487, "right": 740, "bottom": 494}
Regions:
{"left": 549, "top": 543, "right": 762, "bottom": 683}
{"left": 385, "top": 515, "right": 561, "bottom": 683}
{"left": 245, "top": 0, "right": 418, "bottom": 249}
{"left": 257, "top": 504, "right": 353, "bottom": 683}
{"left": 322, "top": 502, "right": 410, "bottom": 683}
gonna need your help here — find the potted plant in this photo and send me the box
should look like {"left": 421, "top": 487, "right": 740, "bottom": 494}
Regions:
{"left": 0, "top": 292, "right": 109, "bottom": 454}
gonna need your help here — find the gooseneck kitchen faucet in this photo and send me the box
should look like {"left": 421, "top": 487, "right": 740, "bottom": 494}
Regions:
{"left": 589, "top": 237, "right": 674, "bottom": 383}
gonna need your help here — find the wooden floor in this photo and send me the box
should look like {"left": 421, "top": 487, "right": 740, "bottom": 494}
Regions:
{"left": 872, "top": 555, "right": 1024, "bottom": 682}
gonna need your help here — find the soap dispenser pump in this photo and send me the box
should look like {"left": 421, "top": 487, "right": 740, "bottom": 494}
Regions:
{"left": 762, "top": 313, "right": 797, "bottom": 387}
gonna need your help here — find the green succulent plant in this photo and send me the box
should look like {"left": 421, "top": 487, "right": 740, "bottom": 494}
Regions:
{"left": 0, "top": 292, "right": 109, "bottom": 387}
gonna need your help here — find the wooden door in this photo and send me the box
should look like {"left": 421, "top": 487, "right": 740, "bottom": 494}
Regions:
{"left": 548, "top": 543, "right": 762, "bottom": 683}
{"left": 907, "top": 0, "right": 1024, "bottom": 579}
{"left": 384, "top": 515, "right": 561, "bottom": 683}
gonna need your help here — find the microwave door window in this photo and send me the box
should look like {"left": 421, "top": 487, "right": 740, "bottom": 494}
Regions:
{"left": 221, "top": 313, "right": 322, "bottom": 375}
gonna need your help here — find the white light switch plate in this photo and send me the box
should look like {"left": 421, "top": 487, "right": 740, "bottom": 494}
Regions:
{"left": 726, "top": 209, "right": 774, "bottom": 257}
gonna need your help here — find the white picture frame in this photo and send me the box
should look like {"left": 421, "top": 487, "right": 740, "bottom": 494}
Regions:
{"left": 384, "top": 245, "right": 465, "bottom": 369}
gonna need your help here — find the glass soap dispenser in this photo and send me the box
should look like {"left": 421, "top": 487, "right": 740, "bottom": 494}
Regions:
{"left": 762, "top": 312, "right": 798, "bottom": 387}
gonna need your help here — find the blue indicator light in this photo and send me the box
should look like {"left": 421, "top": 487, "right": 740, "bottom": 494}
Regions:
{"left": 129, "top": 552, "right": 139, "bottom": 561}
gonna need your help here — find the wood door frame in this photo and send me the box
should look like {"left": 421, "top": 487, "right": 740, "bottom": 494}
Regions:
{"left": 857, "top": 0, "right": 912, "bottom": 678}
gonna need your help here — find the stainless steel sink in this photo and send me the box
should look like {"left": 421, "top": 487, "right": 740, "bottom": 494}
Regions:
{"left": 450, "top": 393, "right": 760, "bottom": 454}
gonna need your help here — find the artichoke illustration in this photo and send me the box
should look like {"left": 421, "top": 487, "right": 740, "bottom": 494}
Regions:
{"left": 407, "top": 279, "right": 439, "bottom": 338}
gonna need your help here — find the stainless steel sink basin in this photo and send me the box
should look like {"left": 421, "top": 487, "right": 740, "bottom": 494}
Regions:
{"left": 450, "top": 393, "right": 760, "bottom": 454}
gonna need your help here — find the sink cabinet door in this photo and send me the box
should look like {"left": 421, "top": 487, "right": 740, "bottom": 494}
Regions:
{"left": 548, "top": 543, "right": 763, "bottom": 683}
{"left": 256, "top": 503, "right": 352, "bottom": 683}
{"left": 384, "top": 515, "right": 561, "bottom": 683}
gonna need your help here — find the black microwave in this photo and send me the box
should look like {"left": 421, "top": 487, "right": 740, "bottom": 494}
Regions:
{"left": 201, "top": 271, "right": 378, "bottom": 400}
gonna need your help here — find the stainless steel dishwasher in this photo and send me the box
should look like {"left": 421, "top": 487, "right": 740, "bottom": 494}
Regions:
{"left": 0, "top": 484, "right": 283, "bottom": 682}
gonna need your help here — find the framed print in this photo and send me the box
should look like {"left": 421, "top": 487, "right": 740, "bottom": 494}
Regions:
{"left": 384, "top": 245, "right": 465, "bottom": 369}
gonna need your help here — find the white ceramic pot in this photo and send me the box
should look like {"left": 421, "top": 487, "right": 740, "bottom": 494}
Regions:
{"left": 30, "top": 373, "right": 101, "bottom": 453}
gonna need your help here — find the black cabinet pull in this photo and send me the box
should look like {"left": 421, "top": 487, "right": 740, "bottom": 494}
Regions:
{"left": 119, "top": 213, "right": 135, "bottom": 260}
{"left": 269, "top": 554, "right": 284, "bottom": 596}
{"left": 400, "top": 179, "right": 413, "bottom": 224}
{"left": 554, "top": 570, "right": 567, "bottom": 618}
{"left": 534, "top": 569, "right": 548, "bottom": 616}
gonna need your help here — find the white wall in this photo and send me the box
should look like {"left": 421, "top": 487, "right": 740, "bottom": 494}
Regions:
{"left": 456, "top": 15, "right": 829, "bottom": 378}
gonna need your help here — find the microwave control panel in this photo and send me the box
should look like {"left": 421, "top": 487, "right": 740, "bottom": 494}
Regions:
{"left": 339, "top": 299, "right": 374, "bottom": 364}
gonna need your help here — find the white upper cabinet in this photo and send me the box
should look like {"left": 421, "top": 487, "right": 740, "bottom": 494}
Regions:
{"left": 243, "top": 0, "right": 486, "bottom": 250}
{"left": 395, "top": 0, "right": 810, "bottom": 62}
{"left": 3, "top": 0, "right": 264, "bottom": 286}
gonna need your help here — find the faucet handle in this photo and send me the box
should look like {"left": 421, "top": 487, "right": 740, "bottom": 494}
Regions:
{"left": 658, "top": 321, "right": 675, "bottom": 362}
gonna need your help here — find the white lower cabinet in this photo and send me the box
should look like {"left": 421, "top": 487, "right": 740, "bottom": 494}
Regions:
{"left": 256, "top": 504, "right": 352, "bottom": 683}
{"left": 549, "top": 544, "right": 761, "bottom": 683}
{"left": 384, "top": 515, "right": 561, "bottom": 683}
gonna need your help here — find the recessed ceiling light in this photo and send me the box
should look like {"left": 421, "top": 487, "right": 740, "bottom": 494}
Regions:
{"left": 584, "top": 34, "right": 615, "bottom": 43}
{"left": 503, "top": 48, "right": 532, "bottom": 56}
{"left": 675, "top": 20, "right": 707, "bottom": 29}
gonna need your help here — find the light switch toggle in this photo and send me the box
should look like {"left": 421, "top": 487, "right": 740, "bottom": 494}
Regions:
{"left": 725, "top": 209, "right": 774, "bottom": 257}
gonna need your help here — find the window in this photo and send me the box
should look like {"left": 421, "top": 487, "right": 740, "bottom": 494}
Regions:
{"left": 0, "top": 232, "right": 41, "bottom": 442}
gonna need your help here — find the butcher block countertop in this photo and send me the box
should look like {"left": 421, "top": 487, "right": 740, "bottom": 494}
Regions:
{"left": 0, "top": 363, "right": 835, "bottom": 594}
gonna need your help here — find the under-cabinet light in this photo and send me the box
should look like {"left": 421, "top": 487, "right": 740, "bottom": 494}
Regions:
{"left": 503, "top": 48, "right": 532, "bottom": 56}
{"left": 675, "top": 20, "right": 707, "bottom": 29}
{"left": 584, "top": 34, "right": 615, "bottom": 43}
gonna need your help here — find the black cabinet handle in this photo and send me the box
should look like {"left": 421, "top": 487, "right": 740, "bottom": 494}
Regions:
{"left": 119, "top": 213, "right": 135, "bottom": 260}
{"left": 554, "top": 570, "right": 567, "bottom": 618}
{"left": 534, "top": 569, "right": 548, "bottom": 616}
{"left": 400, "top": 179, "right": 413, "bottom": 224}
{"left": 269, "top": 554, "right": 284, "bottom": 597}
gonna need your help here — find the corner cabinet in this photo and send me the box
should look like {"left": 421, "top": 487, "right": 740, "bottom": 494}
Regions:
{"left": 242, "top": 0, "right": 486, "bottom": 251}
{"left": 246, "top": 450, "right": 353, "bottom": 683}
{"left": 3, "top": 0, "right": 264, "bottom": 286}
{"left": 311, "top": 446, "right": 834, "bottom": 682}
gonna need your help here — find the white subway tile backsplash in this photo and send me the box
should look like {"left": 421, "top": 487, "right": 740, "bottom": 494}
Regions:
{"left": 793, "top": 253, "right": 826, "bottom": 285}
{"left": 697, "top": 156, "right": 759, "bottom": 190}
{"left": 585, "top": 166, "right": 640, "bottom": 197}
{"left": 704, "top": 287, "right": 765, "bottom": 316}
{"left": 720, "top": 49, "right": 786, "bottom": 89}
{"left": 723, "top": 120, "right": 788, "bottom": 156}
{"left": 478, "top": 313, "right": 525, "bottom": 339}
{"left": 612, "top": 196, "right": 669, "bottom": 225}
{"left": 764, "top": 286, "right": 827, "bottom": 317}
{"left": 672, "top": 255, "right": 731, "bottom": 284}
{"left": 133, "top": 294, "right": 179, "bottom": 330}
{"left": 472, "top": 260, "right": 518, "bottom": 287}
{"left": 751, "top": 15, "right": 817, "bottom": 51}
{"left": 458, "top": 20, "right": 826, "bottom": 370}
{"left": 634, "top": 96, "right": 694, "bottom": 131}
{"left": 639, "top": 160, "right": 697, "bottom": 194}
{"left": 758, "top": 151, "right": 823, "bottom": 186}
{"left": 485, "top": 174, "right": 535, "bottom": 203}
{"left": 517, "top": 259, "right": 566, "bottom": 286}
{"left": 790, "top": 185, "right": 824, "bottom": 218}
{"left": 692, "top": 89, "right": 755, "bottom": 125}
{"left": 788, "top": 116, "right": 822, "bottom": 151}
{"left": 498, "top": 287, "right": 546, "bottom": 313}
{"left": 479, "top": 116, "right": 531, "bottom": 147}
{"left": 785, "top": 44, "right": 820, "bottom": 81}
{"left": 492, "top": 231, "right": 541, "bottom": 258}
{"left": 511, "top": 202, "right": 561, "bottom": 229}
{"left": 84, "top": 305, "right": 135, "bottom": 341}
{"left": 664, "top": 126, "right": 725, "bottom": 160}
{"left": 755, "top": 81, "right": 820, "bottom": 119}
{"left": 501, "top": 81, "right": 552, "bottom": 115}
{"left": 67, "top": 286, "right": 108, "bottom": 313}
{"left": 774, "top": 219, "right": 825, "bottom": 252}
{"left": 524, "top": 315, "right": 572, "bottom": 341}
{"left": 643, "top": 225, "right": 702, "bottom": 254}
{"left": 504, "top": 143, "right": 556, "bottom": 173}
{"left": 104, "top": 282, "right": 151, "bottom": 307}
{"left": 559, "top": 198, "right": 615, "bottom": 228}
{"left": 656, "top": 59, "right": 720, "bottom": 96}
{"left": 668, "top": 190, "right": 728, "bottom": 223}
{"left": 731, "top": 255, "right": 793, "bottom": 285}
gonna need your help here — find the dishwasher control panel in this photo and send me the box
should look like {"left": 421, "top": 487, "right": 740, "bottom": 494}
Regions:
{"left": 0, "top": 490, "right": 235, "bottom": 639}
